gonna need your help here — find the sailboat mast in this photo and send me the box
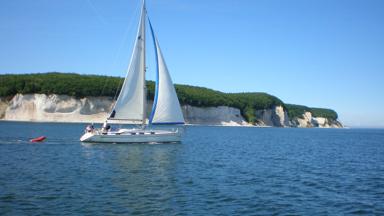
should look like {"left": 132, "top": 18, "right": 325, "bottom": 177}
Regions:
{"left": 142, "top": 0, "right": 147, "bottom": 127}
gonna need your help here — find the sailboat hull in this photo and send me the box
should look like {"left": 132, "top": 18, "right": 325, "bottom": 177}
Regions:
{"left": 80, "top": 129, "right": 182, "bottom": 144}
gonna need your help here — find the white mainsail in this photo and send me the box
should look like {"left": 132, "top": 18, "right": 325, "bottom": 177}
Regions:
{"left": 109, "top": 4, "right": 146, "bottom": 123}
{"left": 149, "top": 21, "right": 185, "bottom": 124}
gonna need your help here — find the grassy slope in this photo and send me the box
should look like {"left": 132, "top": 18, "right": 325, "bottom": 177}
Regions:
{"left": 0, "top": 72, "right": 338, "bottom": 122}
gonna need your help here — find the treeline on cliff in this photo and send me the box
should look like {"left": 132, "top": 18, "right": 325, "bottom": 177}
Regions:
{"left": 285, "top": 104, "right": 338, "bottom": 120}
{"left": 0, "top": 72, "right": 338, "bottom": 122}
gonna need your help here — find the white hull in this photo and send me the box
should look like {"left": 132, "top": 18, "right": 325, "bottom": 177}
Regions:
{"left": 80, "top": 128, "right": 182, "bottom": 144}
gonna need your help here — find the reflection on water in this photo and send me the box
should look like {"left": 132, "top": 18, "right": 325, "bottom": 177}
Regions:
{"left": 79, "top": 142, "right": 183, "bottom": 214}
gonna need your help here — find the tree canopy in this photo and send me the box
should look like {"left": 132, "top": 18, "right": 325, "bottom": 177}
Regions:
{"left": 285, "top": 104, "right": 338, "bottom": 120}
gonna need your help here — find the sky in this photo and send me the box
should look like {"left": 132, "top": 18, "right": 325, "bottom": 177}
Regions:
{"left": 1, "top": 0, "right": 383, "bottom": 127}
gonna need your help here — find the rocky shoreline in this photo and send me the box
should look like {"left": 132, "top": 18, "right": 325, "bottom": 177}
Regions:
{"left": 0, "top": 94, "right": 342, "bottom": 128}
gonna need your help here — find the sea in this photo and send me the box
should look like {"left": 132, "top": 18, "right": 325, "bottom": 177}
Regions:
{"left": 0, "top": 121, "right": 383, "bottom": 215}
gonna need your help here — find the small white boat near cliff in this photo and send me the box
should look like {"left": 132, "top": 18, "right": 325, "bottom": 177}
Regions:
{"left": 80, "top": 0, "right": 185, "bottom": 143}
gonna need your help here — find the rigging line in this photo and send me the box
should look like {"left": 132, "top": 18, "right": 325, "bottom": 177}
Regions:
{"left": 85, "top": 0, "right": 108, "bottom": 25}
{"left": 111, "top": 0, "right": 142, "bottom": 102}
{"left": 84, "top": 0, "right": 111, "bottom": 97}
{"left": 96, "top": 0, "right": 141, "bottom": 100}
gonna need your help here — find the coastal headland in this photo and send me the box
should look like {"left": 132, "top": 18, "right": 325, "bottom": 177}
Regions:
{"left": 0, "top": 73, "right": 342, "bottom": 128}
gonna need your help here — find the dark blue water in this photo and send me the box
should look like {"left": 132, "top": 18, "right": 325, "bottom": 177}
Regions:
{"left": 0, "top": 122, "right": 383, "bottom": 215}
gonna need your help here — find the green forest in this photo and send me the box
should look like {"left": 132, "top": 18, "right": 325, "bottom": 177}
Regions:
{"left": 0, "top": 72, "right": 338, "bottom": 122}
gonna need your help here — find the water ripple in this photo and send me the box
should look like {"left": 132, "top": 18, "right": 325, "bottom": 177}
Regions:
{"left": 0, "top": 123, "right": 384, "bottom": 215}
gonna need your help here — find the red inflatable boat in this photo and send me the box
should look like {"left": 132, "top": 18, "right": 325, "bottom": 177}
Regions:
{"left": 30, "top": 136, "right": 46, "bottom": 142}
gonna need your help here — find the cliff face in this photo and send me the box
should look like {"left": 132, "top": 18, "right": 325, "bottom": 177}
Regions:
{"left": 0, "top": 94, "right": 342, "bottom": 128}
{"left": 290, "top": 111, "right": 343, "bottom": 128}
{"left": 183, "top": 105, "right": 251, "bottom": 126}
{"left": 0, "top": 98, "right": 8, "bottom": 119}
{"left": 3, "top": 94, "right": 113, "bottom": 122}
{"left": 255, "top": 106, "right": 290, "bottom": 127}
{"left": 0, "top": 94, "right": 250, "bottom": 126}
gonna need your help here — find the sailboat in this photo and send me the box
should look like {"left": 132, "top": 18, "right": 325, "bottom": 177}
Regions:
{"left": 80, "top": 0, "right": 185, "bottom": 143}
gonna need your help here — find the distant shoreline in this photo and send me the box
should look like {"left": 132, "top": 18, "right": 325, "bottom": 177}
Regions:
{"left": 0, "top": 72, "right": 340, "bottom": 125}
{"left": 0, "top": 119, "right": 352, "bottom": 129}
{"left": 6, "top": 120, "right": 381, "bottom": 129}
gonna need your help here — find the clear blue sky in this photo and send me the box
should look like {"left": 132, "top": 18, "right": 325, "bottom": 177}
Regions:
{"left": 1, "top": 0, "right": 383, "bottom": 127}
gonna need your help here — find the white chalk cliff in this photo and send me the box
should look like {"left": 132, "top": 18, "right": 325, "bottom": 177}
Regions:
{"left": 3, "top": 94, "right": 113, "bottom": 123}
{"left": 183, "top": 105, "right": 251, "bottom": 126}
{"left": 0, "top": 94, "right": 342, "bottom": 128}
{"left": 255, "top": 106, "right": 290, "bottom": 127}
{"left": 290, "top": 111, "right": 343, "bottom": 128}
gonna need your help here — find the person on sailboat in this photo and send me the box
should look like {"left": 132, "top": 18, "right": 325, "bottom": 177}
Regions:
{"left": 102, "top": 121, "right": 111, "bottom": 133}
{"left": 85, "top": 123, "right": 94, "bottom": 133}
